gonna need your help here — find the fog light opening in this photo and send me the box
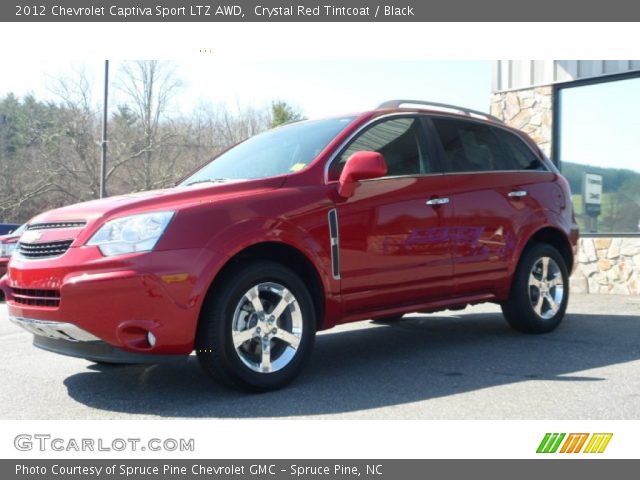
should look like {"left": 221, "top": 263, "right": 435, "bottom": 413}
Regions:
{"left": 147, "top": 331, "right": 157, "bottom": 348}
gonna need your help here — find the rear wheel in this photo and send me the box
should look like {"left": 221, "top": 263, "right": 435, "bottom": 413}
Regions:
{"left": 196, "top": 261, "right": 316, "bottom": 392}
{"left": 501, "top": 243, "right": 569, "bottom": 334}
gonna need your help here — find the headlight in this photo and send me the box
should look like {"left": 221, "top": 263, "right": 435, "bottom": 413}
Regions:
{"left": 87, "top": 211, "right": 174, "bottom": 256}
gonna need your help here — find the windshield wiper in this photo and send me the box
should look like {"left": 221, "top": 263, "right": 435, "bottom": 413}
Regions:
{"left": 185, "top": 178, "right": 237, "bottom": 186}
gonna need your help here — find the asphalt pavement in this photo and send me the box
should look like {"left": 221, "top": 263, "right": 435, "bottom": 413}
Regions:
{"left": 1, "top": 294, "right": 639, "bottom": 419}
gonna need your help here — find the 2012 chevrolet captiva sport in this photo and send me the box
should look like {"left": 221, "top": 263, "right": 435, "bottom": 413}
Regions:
{"left": 1, "top": 100, "right": 579, "bottom": 391}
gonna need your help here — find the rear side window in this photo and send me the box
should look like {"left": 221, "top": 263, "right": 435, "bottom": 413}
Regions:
{"left": 431, "top": 118, "right": 510, "bottom": 173}
{"left": 328, "top": 117, "right": 430, "bottom": 181}
{"left": 432, "top": 117, "right": 547, "bottom": 173}
{"left": 492, "top": 128, "right": 547, "bottom": 171}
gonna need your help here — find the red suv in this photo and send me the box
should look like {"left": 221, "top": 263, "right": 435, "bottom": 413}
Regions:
{"left": 1, "top": 100, "right": 578, "bottom": 391}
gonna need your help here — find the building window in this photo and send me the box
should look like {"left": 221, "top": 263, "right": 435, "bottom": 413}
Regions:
{"left": 557, "top": 76, "right": 640, "bottom": 234}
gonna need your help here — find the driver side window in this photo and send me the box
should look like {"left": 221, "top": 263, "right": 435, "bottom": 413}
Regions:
{"left": 328, "top": 117, "right": 429, "bottom": 181}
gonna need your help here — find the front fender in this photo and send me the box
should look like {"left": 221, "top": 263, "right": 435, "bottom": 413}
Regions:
{"left": 189, "top": 215, "right": 341, "bottom": 330}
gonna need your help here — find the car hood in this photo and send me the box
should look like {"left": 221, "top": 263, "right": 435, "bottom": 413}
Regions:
{"left": 28, "top": 176, "right": 286, "bottom": 228}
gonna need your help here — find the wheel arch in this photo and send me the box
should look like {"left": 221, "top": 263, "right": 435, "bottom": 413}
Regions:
{"left": 500, "top": 225, "right": 574, "bottom": 300}
{"left": 201, "top": 241, "right": 328, "bottom": 331}
{"left": 524, "top": 226, "right": 574, "bottom": 272}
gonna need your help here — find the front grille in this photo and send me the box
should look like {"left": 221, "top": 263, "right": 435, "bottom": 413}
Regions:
{"left": 10, "top": 287, "right": 60, "bottom": 307}
{"left": 18, "top": 240, "right": 73, "bottom": 259}
{"left": 27, "top": 221, "right": 86, "bottom": 230}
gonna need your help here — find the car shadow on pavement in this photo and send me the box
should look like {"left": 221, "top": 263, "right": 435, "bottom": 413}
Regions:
{"left": 62, "top": 311, "right": 638, "bottom": 417}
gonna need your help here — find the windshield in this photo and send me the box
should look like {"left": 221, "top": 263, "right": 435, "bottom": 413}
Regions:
{"left": 181, "top": 116, "right": 356, "bottom": 185}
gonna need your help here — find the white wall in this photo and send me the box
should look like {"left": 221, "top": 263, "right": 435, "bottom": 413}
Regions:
{"left": 493, "top": 60, "right": 640, "bottom": 92}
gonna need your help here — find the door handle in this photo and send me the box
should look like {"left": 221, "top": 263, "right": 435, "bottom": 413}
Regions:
{"left": 426, "top": 197, "right": 450, "bottom": 206}
{"left": 508, "top": 190, "right": 528, "bottom": 198}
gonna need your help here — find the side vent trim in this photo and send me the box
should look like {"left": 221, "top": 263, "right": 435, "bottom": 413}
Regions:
{"left": 328, "top": 209, "right": 341, "bottom": 280}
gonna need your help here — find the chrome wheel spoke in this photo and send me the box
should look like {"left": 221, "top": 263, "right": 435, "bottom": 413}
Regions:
{"left": 244, "top": 286, "right": 265, "bottom": 315}
{"left": 529, "top": 275, "right": 542, "bottom": 289}
{"left": 270, "top": 288, "right": 295, "bottom": 320}
{"left": 275, "top": 329, "right": 301, "bottom": 349}
{"left": 260, "top": 338, "right": 272, "bottom": 372}
{"left": 232, "top": 328, "right": 256, "bottom": 348}
{"left": 533, "top": 293, "right": 545, "bottom": 316}
{"left": 549, "top": 275, "right": 562, "bottom": 287}
{"left": 546, "top": 293, "right": 559, "bottom": 315}
{"left": 541, "top": 257, "right": 550, "bottom": 280}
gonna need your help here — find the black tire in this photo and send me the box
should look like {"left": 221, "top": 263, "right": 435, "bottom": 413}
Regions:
{"left": 501, "top": 242, "right": 569, "bottom": 334}
{"left": 196, "top": 261, "right": 316, "bottom": 392}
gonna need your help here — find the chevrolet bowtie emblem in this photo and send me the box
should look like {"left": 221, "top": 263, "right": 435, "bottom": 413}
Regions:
{"left": 20, "top": 230, "right": 42, "bottom": 243}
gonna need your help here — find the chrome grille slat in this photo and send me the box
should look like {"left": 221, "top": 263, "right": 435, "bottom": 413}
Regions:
{"left": 26, "top": 221, "right": 86, "bottom": 230}
{"left": 18, "top": 240, "right": 73, "bottom": 259}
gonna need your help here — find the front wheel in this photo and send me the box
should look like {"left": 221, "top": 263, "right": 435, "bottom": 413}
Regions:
{"left": 196, "top": 261, "right": 316, "bottom": 392}
{"left": 501, "top": 243, "right": 569, "bottom": 334}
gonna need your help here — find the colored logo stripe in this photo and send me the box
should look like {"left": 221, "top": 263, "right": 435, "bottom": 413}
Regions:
{"left": 560, "top": 433, "right": 589, "bottom": 453}
{"left": 537, "top": 433, "right": 613, "bottom": 453}
{"left": 537, "top": 433, "right": 566, "bottom": 453}
{"left": 583, "top": 433, "right": 613, "bottom": 454}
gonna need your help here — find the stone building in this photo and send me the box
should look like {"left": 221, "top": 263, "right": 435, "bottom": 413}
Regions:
{"left": 491, "top": 60, "right": 640, "bottom": 295}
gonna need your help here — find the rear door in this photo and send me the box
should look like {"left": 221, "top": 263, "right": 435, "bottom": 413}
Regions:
{"left": 328, "top": 115, "right": 455, "bottom": 314}
{"left": 428, "top": 116, "right": 554, "bottom": 296}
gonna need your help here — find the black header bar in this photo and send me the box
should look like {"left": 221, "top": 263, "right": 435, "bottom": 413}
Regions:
{"left": 4, "top": 0, "right": 640, "bottom": 22}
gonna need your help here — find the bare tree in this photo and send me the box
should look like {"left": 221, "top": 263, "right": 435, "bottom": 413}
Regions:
{"left": 49, "top": 68, "right": 102, "bottom": 200}
{"left": 115, "top": 60, "right": 182, "bottom": 191}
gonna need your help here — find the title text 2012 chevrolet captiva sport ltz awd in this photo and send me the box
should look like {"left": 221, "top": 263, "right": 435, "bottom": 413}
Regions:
{"left": 1, "top": 100, "right": 579, "bottom": 391}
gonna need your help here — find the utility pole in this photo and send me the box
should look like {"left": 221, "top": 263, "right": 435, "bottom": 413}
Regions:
{"left": 100, "top": 60, "right": 109, "bottom": 198}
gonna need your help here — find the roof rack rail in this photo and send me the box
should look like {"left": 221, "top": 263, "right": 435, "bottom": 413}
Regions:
{"left": 377, "top": 100, "right": 504, "bottom": 124}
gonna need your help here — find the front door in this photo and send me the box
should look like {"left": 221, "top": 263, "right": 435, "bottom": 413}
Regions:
{"left": 327, "top": 116, "right": 455, "bottom": 314}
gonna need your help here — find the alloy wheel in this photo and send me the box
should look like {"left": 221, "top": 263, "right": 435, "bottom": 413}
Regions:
{"left": 231, "top": 282, "right": 303, "bottom": 373}
{"left": 528, "top": 256, "right": 564, "bottom": 320}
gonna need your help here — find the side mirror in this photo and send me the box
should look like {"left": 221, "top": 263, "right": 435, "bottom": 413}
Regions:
{"left": 338, "top": 151, "right": 387, "bottom": 198}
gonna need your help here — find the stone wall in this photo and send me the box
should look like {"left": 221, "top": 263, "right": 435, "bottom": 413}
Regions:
{"left": 571, "top": 238, "right": 640, "bottom": 295}
{"left": 490, "top": 86, "right": 553, "bottom": 157}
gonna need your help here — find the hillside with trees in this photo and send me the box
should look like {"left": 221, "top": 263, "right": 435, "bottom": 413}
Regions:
{"left": 0, "top": 60, "right": 303, "bottom": 223}
{"left": 562, "top": 160, "right": 640, "bottom": 233}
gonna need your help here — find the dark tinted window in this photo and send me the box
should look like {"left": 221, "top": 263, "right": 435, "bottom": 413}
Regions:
{"left": 432, "top": 118, "right": 510, "bottom": 173}
{"left": 492, "top": 128, "right": 546, "bottom": 171}
{"left": 329, "top": 117, "right": 430, "bottom": 181}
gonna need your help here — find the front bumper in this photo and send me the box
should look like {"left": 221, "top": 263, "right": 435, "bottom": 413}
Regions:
{"left": 10, "top": 315, "right": 99, "bottom": 341}
{"left": 35, "top": 331, "right": 188, "bottom": 364}
{"left": 1, "top": 246, "right": 214, "bottom": 355}
{"left": 11, "top": 316, "right": 186, "bottom": 363}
